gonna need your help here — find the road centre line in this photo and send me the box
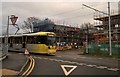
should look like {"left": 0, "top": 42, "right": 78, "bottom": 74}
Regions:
{"left": 49, "top": 58, "right": 56, "bottom": 61}
{"left": 38, "top": 57, "right": 42, "bottom": 59}
{"left": 57, "top": 56, "right": 62, "bottom": 57}
{"left": 95, "top": 66, "right": 107, "bottom": 69}
{"left": 107, "top": 68, "right": 119, "bottom": 71}
{"left": 85, "top": 64, "right": 95, "bottom": 67}
{"left": 34, "top": 56, "right": 119, "bottom": 72}
{"left": 33, "top": 56, "right": 37, "bottom": 58}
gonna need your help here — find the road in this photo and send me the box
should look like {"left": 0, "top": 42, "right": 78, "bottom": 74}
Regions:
{"left": 2, "top": 49, "right": 120, "bottom": 77}
{"left": 29, "top": 49, "right": 119, "bottom": 76}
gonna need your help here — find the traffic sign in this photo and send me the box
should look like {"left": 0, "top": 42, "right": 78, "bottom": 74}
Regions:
{"left": 10, "top": 15, "right": 18, "bottom": 25}
{"left": 61, "top": 65, "right": 77, "bottom": 76}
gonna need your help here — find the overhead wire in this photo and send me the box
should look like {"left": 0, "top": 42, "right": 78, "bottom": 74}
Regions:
{"left": 41, "top": 2, "right": 117, "bottom": 26}
{"left": 48, "top": 3, "right": 108, "bottom": 22}
{"left": 48, "top": 2, "right": 107, "bottom": 18}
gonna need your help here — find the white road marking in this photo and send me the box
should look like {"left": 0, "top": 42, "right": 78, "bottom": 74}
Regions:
{"left": 61, "top": 65, "right": 77, "bottom": 76}
{"left": 33, "top": 56, "right": 37, "bottom": 58}
{"left": 54, "top": 59, "right": 64, "bottom": 62}
{"left": 98, "top": 58, "right": 103, "bottom": 59}
{"left": 18, "top": 53, "right": 23, "bottom": 55}
{"left": 73, "top": 58, "right": 77, "bottom": 59}
{"left": 61, "top": 60, "right": 72, "bottom": 63}
{"left": 107, "top": 68, "right": 119, "bottom": 71}
{"left": 96, "top": 66, "right": 107, "bottom": 69}
{"left": 34, "top": 56, "right": 119, "bottom": 72}
{"left": 80, "top": 57, "right": 87, "bottom": 59}
{"left": 78, "top": 63, "right": 86, "bottom": 66}
{"left": 57, "top": 56, "right": 62, "bottom": 57}
{"left": 86, "top": 64, "right": 96, "bottom": 67}
{"left": 49, "top": 59, "right": 56, "bottom": 61}
{"left": 0, "top": 56, "right": 7, "bottom": 61}
{"left": 38, "top": 57, "right": 42, "bottom": 59}
{"left": 43, "top": 58, "right": 48, "bottom": 60}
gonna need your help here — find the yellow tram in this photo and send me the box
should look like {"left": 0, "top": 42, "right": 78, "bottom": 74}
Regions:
{"left": 8, "top": 32, "right": 56, "bottom": 55}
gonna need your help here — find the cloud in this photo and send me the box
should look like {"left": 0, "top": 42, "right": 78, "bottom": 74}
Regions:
{"left": 1, "top": 2, "right": 119, "bottom": 34}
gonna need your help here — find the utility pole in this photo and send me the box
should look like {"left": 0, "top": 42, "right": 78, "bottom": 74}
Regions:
{"left": 108, "top": 2, "right": 112, "bottom": 56}
{"left": 82, "top": 2, "right": 112, "bottom": 56}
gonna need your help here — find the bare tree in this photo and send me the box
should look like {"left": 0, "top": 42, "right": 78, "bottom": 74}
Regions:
{"left": 21, "top": 17, "right": 41, "bottom": 33}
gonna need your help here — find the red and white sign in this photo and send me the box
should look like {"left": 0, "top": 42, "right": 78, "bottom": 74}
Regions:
{"left": 10, "top": 15, "right": 18, "bottom": 25}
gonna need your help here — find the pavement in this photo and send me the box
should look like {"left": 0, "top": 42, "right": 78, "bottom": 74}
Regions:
{"left": 1, "top": 52, "right": 27, "bottom": 76}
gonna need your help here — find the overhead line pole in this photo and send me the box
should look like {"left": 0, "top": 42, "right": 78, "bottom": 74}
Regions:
{"left": 82, "top": 3, "right": 112, "bottom": 56}
{"left": 108, "top": 2, "right": 112, "bottom": 56}
{"left": 82, "top": 4, "right": 108, "bottom": 15}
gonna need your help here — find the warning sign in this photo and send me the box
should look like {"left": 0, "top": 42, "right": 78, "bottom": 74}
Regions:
{"left": 10, "top": 15, "right": 18, "bottom": 25}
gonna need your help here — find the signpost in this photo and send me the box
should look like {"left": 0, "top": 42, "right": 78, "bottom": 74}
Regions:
{"left": 6, "top": 15, "right": 18, "bottom": 55}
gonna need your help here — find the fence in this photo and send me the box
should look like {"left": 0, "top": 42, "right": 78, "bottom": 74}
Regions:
{"left": 88, "top": 42, "right": 120, "bottom": 56}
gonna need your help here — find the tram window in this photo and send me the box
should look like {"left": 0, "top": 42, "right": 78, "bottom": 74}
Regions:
{"left": 14, "top": 37, "right": 22, "bottom": 44}
{"left": 27, "top": 36, "right": 33, "bottom": 44}
{"left": 22, "top": 36, "right": 26, "bottom": 43}
{"left": 26, "top": 36, "right": 47, "bottom": 44}
{"left": 2, "top": 38, "right": 5, "bottom": 43}
{"left": 39, "top": 36, "right": 47, "bottom": 44}
{"left": 8, "top": 37, "right": 10, "bottom": 43}
{"left": 26, "top": 36, "right": 36, "bottom": 44}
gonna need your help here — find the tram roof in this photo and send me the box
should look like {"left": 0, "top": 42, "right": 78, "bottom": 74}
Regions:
{"left": 24, "top": 32, "right": 55, "bottom": 36}
{"left": 9, "top": 32, "right": 55, "bottom": 37}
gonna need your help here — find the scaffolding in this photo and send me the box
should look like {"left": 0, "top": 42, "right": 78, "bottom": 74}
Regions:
{"left": 94, "top": 12, "right": 120, "bottom": 43}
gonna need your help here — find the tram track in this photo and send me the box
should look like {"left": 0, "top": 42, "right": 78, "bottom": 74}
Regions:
{"left": 20, "top": 56, "right": 35, "bottom": 77}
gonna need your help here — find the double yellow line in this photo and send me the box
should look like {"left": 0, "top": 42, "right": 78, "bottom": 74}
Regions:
{"left": 21, "top": 56, "right": 35, "bottom": 77}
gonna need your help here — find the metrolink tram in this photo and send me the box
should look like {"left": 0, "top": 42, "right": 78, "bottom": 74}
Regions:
{"left": 8, "top": 32, "right": 56, "bottom": 55}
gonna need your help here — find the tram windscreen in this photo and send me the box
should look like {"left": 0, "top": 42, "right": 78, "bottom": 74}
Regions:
{"left": 37, "top": 36, "right": 47, "bottom": 44}
{"left": 47, "top": 36, "right": 55, "bottom": 46}
{"left": 28, "top": 36, "right": 55, "bottom": 45}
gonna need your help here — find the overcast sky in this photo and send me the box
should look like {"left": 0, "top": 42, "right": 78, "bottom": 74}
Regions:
{"left": 1, "top": 1, "right": 119, "bottom": 34}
